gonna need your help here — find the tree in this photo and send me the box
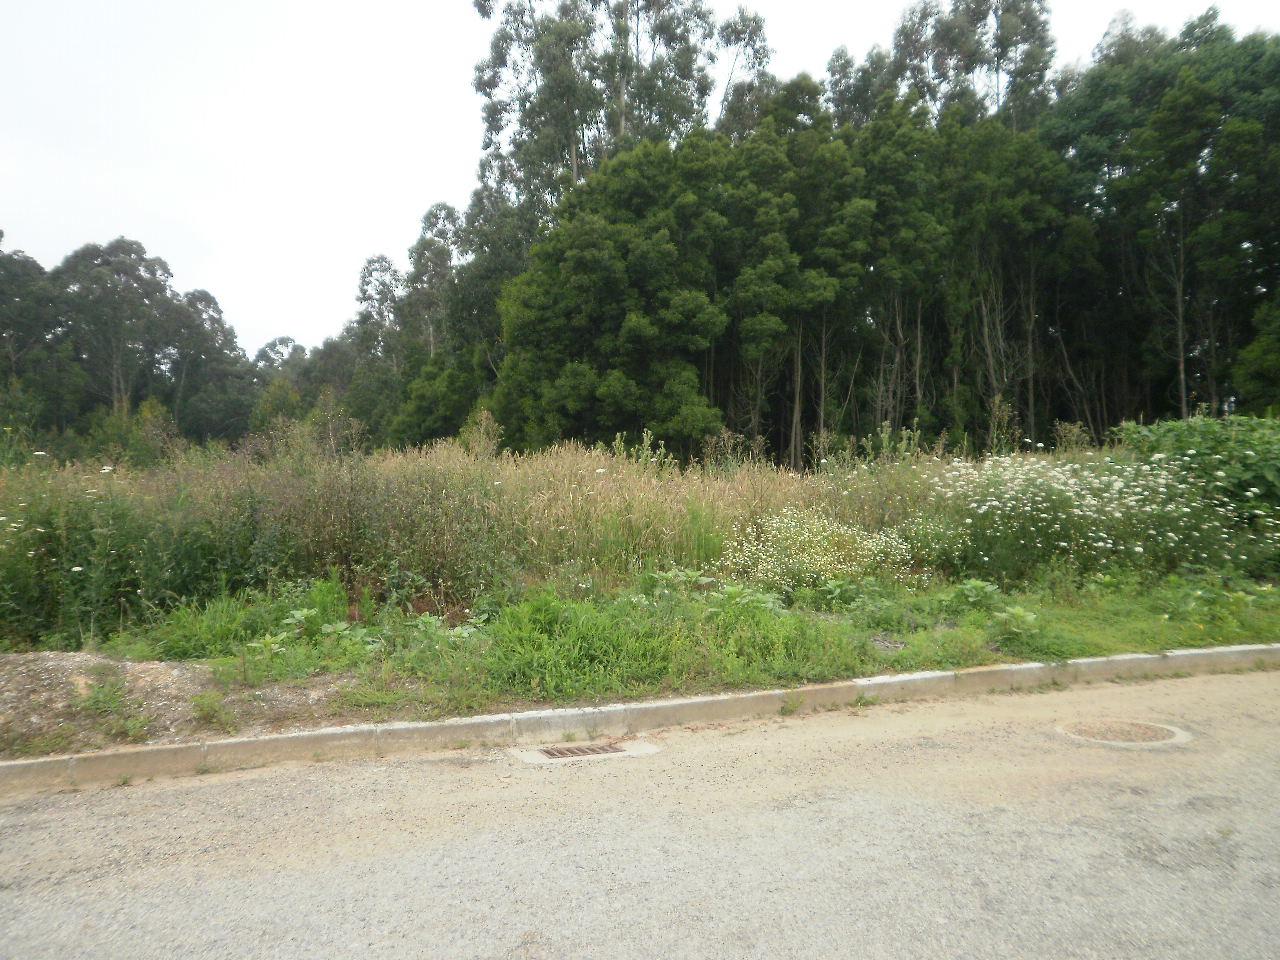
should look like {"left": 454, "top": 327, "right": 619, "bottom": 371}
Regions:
{"left": 53, "top": 238, "right": 176, "bottom": 417}
{"left": 1236, "top": 296, "right": 1280, "bottom": 412}
{"left": 493, "top": 138, "right": 728, "bottom": 450}
{"left": 472, "top": 0, "right": 764, "bottom": 208}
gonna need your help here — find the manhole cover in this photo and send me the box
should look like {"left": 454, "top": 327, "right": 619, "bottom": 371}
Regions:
{"left": 1059, "top": 719, "right": 1191, "bottom": 748}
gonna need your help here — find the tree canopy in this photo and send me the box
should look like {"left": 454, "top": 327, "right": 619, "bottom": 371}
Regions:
{"left": 6, "top": 2, "right": 1280, "bottom": 461}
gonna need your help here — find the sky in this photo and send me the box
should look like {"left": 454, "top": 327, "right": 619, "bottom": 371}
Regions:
{"left": 3, "top": 1, "right": 1279, "bottom": 355}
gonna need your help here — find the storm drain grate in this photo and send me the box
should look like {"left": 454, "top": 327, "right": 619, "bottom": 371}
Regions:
{"left": 538, "top": 743, "right": 625, "bottom": 760}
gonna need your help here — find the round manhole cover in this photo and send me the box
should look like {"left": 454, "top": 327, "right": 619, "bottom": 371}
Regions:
{"left": 1059, "top": 719, "right": 1191, "bottom": 748}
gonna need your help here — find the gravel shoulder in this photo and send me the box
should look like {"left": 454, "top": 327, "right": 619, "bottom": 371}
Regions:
{"left": 2, "top": 670, "right": 1278, "bottom": 959}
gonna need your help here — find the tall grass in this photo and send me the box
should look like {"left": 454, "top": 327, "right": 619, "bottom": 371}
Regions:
{"left": 2, "top": 418, "right": 1277, "bottom": 648}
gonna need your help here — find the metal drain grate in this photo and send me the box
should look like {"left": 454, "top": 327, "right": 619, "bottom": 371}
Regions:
{"left": 538, "top": 743, "right": 625, "bottom": 759}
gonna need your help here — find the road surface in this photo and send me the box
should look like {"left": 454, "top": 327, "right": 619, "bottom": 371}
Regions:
{"left": 2, "top": 671, "right": 1279, "bottom": 959}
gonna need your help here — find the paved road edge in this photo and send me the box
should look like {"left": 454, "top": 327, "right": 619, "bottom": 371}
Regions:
{"left": 3, "top": 642, "right": 1278, "bottom": 794}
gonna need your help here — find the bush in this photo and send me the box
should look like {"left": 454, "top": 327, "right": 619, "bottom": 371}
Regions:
{"left": 1115, "top": 415, "right": 1280, "bottom": 511}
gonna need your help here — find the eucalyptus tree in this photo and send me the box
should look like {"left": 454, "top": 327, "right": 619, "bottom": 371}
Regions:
{"left": 473, "top": 0, "right": 721, "bottom": 207}
{"left": 824, "top": 0, "right": 1053, "bottom": 128}
{"left": 52, "top": 238, "right": 177, "bottom": 419}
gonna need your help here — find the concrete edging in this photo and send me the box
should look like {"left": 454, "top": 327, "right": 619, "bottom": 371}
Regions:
{"left": 2, "top": 642, "right": 1277, "bottom": 794}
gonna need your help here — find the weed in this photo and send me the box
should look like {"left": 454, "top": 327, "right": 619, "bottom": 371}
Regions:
{"left": 77, "top": 668, "right": 151, "bottom": 742}
{"left": 3, "top": 423, "right": 1277, "bottom": 647}
{"left": 2, "top": 727, "right": 74, "bottom": 757}
{"left": 191, "top": 692, "right": 238, "bottom": 734}
{"left": 951, "top": 579, "right": 1001, "bottom": 610}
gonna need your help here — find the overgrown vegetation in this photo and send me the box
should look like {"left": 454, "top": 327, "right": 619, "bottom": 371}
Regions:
{"left": 6, "top": 5, "right": 1280, "bottom": 756}
{"left": 1, "top": 416, "right": 1278, "bottom": 732}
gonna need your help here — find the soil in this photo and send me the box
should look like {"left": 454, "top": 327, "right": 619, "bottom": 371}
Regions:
{"left": 0, "top": 651, "right": 373, "bottom": 759}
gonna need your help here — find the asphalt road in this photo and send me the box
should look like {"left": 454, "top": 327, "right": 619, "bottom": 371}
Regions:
{"left": 2, "top": 671, "right": 1279, "bottom": 960}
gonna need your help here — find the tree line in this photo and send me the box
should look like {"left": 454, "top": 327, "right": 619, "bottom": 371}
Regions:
{"left": 4, "top": 1, "right": 1280, "bottom": 464}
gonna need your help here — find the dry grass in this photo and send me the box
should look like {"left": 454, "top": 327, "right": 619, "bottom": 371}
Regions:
{"left": 2, "top": 418, "right": 1273, "bottom": 647}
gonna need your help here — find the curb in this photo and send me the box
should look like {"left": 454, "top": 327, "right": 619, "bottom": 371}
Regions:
{"left": 2, "top": 642, "right": 1277, "bottom": 794}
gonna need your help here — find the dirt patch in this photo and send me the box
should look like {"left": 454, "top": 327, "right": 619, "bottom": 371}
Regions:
{"left": 0, "top": 652, "right": 209, "bottom": 757}
{"left": 0, "top": 652, "right": 374, "bottom": 759}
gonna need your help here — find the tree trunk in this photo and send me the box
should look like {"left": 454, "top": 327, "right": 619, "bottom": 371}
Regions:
{"left": 789, "top": 323, "right": 803, "bottom": 470}
{"left": 1174, "top": 261, "right": 1188, "bottom": 419}
{"left": 616, "top": 0, "right": 628, "bottom": 143}
{"left": 913, "top": 300, "right": 923, "bottom": 420}
{"left": 1023, "top": 263, "right": 1037, "bottom": 440}
{"left": 817, "top": 317, "right": 828, "bottom": 440}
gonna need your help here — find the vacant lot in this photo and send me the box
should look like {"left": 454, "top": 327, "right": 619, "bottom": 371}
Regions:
{"left": 2, "top": 417, "right": 1278, "bottom": 755}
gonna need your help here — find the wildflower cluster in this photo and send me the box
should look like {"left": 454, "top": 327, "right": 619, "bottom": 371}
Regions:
{"left": 929, "top": 455, "right": 1280, "bottom": 580}
{"left": 891, "top": 514, "right": 971, "bottom": 574}
{"left": 717, "top": 507, "right": 911, "bottom": 593}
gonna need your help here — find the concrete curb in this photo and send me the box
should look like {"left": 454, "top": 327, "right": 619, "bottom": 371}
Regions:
{"left": 3, "top": 642, "right": 1277, "bottom": 794}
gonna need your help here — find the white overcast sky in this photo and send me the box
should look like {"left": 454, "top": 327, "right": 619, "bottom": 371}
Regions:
{"left": 3, "top": 1, "right": 1278, "bottom": 353}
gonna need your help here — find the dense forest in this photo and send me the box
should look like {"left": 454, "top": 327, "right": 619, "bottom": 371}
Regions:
{"left": 4, "top": 1, "right": 1280, "bottom": 464}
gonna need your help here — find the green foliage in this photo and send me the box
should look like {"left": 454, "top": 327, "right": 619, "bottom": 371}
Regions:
{"left": 126, "top": 576, "right": 349, "bottom": 661}
{"left": 1115, "top": 416, "right": 1280, "bottom": 511}
{"left": 1236, "top": 297, "right": 1280, "bottom": 411}
{"left": 478, "top": 587, "right": 873, "bottom": 699}
{"left": 10, "top": 8, "right": 1280, "bottom": 463}
{"left": 250, "top": 378, "right": 306, "bottom": 433}
{"left": 986, "top": 604, "right": 1040, "bottom": 647}
{"left": 1, "top": 235, "right": 257, "bottom": 449}
{"left": 929, "top": 453, "right": 1280, "bottom": 581}
{"left": 951, "top": 579, "right": 1002, "bottom": 610}
{"left": 391, "top": 356, "right": 481, "bottom": 445}
{"left": 77, "top": 669, "right": 151, "bottom": 742}
{"left": 191, "top": 692, "right": 238, "bottom": 734}
{"left": 40, "top": 571, "right": 1280, "bottom": 728}
{"left": 790, "top": 578, "right": 865, "bottom": 611}
{"left": 6, "top": 427, "right": 1280, "bottom": 651}
{"left": 83, "top": 399, "right": 183, "bottom": 467}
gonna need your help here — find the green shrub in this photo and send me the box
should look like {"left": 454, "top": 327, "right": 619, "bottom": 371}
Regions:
{"left": 1115, "top": 415, "right": 1280, "bottom": 510}
{"left": 950, "top": 579, "right": 1002, "bottom": 610}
